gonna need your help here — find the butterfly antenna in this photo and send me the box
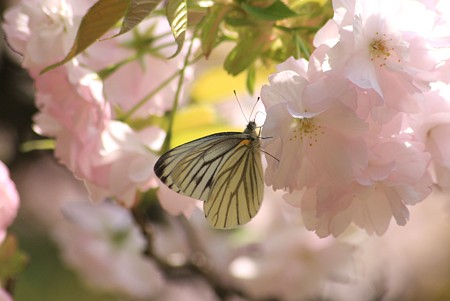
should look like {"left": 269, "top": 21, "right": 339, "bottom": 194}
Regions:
{"left": 250, "top": 96, "right": 261, "bottom": 121}
{"left": 233, "top": 90, "right": 249, "bottom": 123}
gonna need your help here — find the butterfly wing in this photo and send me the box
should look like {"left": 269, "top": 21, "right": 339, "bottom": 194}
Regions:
{"left": 154, "top": 132, "right": 249, "bottom": 201}
{"left": 204, "top": 139, "right": 264, "bottom": 229}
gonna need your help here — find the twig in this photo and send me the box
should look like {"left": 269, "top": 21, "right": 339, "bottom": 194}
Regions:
{"left": 131, "top": 206, "right": 279, "bottom": 301}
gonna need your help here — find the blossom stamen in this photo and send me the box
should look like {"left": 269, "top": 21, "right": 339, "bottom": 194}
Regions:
{"left": 290, "top": 118, "right": 324, "bottom": 146}
{"left": 369, "top": 32, "right": 396, "bottom": 67}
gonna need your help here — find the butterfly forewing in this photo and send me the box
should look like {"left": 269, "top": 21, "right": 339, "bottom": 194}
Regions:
{"left": 155, "top": 132, "right": 249, "bottom": 200}
{"left": 154, "top": 137, "right": 214, "bottom": 198}
{"left": 154, "top": 121, "right": 264, "bottom": 229}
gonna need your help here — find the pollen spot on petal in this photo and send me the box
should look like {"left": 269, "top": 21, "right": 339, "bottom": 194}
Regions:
{"left": 289, "top": 117, "right": 324, "bottom": 146}
{"left": 369, "top": 32, "right": 398, "bottom": 67}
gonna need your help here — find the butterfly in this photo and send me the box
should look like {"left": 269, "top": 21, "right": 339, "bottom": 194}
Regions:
{"left": 154, "top": 121, "right": 264, "bottom": 229}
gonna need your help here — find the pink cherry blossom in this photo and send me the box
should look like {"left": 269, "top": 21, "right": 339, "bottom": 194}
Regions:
{"left": 330, "top": 191, "right": 450, "bottom": 301}
{"left": 229, "top": 193, "right": 354, "bottom": 301}
{"left": 32, "top": 63, "right": 164, "bottom": 207}
{"left": 232, "top": 228, "right": 353, "bottom": 300}
{"left": 33, "top": 65, "right": 163, "bottom": 206}
{"left": 410, "top": 84, "right": 450, "bottom": 191}
{"left": 315, "top": 0, "right": 441, "bottom": 113}
{"left": 1, "top": 0, "right": 94, "bottom": 77}
{"left": 156, "top": 182, "right": 197, "bottom": 217}
{"left": 155, "top": 280, "right": 218, "bottom": 301}
{"left": 261, "top": 57, "right": 368, "bottom": 191}
{"left": 33, "top": 64, "right": 110, "bottom": 179}
{"left": 297, "top": 138, "right": 432, "bottom": 237}
{"left": 0, "top": 161, "right": 20, "bottom": 244}
{"left": 83, "top": 121, "right": 163, "bottom": 207}
{"left": 54, "top": 201, "right": 164, "bottom": 299}
{"left": 0, "top": 288, "right": 12, "bottom": 301}
{"left": 419, "top": 0, "right": 450, "bottom": 83}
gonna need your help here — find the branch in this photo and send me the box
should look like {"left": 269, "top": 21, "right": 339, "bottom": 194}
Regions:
{"left": 131, "top": 206, "right": 280, "bottom": 301}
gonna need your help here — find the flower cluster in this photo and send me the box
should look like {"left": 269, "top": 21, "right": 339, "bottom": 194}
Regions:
{"left": 262, "top": 0, "right": 450, "bottom": 237}
{"left": 54, "top": 201, "right": 164, "bottom": 299}
{"left": 2, "top": 0, "right": 193, "bottom": 208}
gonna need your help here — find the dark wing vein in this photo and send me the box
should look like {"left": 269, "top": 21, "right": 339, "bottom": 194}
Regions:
{"left": 154, "top": 132, "right": 248, "bottom": 201}
{"left": 204, "top": 142, "right": 263, "bottom": 229}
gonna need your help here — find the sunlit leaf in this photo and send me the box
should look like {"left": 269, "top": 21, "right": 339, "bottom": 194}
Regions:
{"left": 194, "top": 0, "right": 214, "bottom": 8}
{"left": 166, "top": 0, "right": 187, "bottom": 58}
{"left": 201, "top": 5, "right": 231, "bottom": 58}
{"left": 224, "top": 26, "right": 272, "bottom": 75}
{"left": 241, "top": 0, "right": 298, "bottom": 21}
{"left": 41, "top": 0, "right": 130, "bottom": 74}
{"left": 246, "top": 64, "right": 256, "bottom": 95}
{"left": 113, "top": 0, "right": 162, "bottom": 37}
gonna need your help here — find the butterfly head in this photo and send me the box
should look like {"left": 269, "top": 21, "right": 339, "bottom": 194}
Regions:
{"left": 246, "top": 121, "right": 257, "bottom": 131}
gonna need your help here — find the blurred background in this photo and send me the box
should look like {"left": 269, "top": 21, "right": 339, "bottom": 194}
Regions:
{"left": 3, "top": 1, "right": 450, "bottom": 301}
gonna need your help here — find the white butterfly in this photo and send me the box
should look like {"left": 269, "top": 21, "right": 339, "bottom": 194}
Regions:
{"left": 154, "top": 121, "right": 264, "bottom": 229}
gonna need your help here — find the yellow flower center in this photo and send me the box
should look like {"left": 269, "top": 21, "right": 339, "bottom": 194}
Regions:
{"left": 369, "top": 32, "right": 398, "bottom": 67}
{"left": 290, "top": 118, "right": 324, "bottom": 146}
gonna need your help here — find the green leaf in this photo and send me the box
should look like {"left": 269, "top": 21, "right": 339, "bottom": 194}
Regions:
{"left": 224, "top": 16, "right": 255, "bottom": 27}
{"left": 224, "top": 26, "right": 271, "bottom": 76}
{"left": 20, "top": 139, "right": 56, "bottom": 152}
{"left": 201, "top": 5, "right": 231, "bottom": 58}
{"left": 113, "top": 0, "right": 163, "bottom": 37}
{"left": 0, "top": 235, "right": 28, "bottom": 281}
{"left": 41, "top": 0, "right": 130, "bottom": 74}
{"left": 246, "top": 64, "right": 255, "bottom": 95}
{"left": 241, "top": 0, "right": 298, "bottom": 21}
{"left": 166, "top": 0, "right": 187, "bottom": 58}
{"left": 224, "top": 40, "right": 258, "bottom": 76}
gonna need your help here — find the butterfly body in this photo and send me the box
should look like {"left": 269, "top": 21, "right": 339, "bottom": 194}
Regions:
{"left": 154, "top": 121, "right": 264, "bottom": 229}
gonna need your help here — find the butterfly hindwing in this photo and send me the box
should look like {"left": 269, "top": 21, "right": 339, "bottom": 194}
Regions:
{"left": 204, "top": 140, "right": 264, "bottom": 228}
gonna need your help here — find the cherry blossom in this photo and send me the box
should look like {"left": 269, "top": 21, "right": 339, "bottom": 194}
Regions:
{"left": 83, "top": 121, "right": 163, "bottom": 207}
{"left": 32, "top": 64, "right": 108, "bottom": 177}
{"left": 328, "top": 191, "right": 450, "bottom": 301}
{"left": 232, "top": 228, "right": 353, "bottom": 300}
{"left": 315, "top": 0, "right": 441, "bottom": 113}
{"left": 1, "top": 0, "right": 94, "bottom": 76}
{"left": 261, "top": 57, "right": 368, "bottom": 191}
{"left": 156, "top": 182, "right": 198, "bottom": 217}
{"left": 410, "top": 84, "right": 450, "bottom": 191}
{"left": 0, "top": 289, "right": 12, "bottom": 301}
{"left": 229, "top": 192, "right": 354, "bottom": 301}
{"left": 33, "top": 64, "right": 162, "bottom": 206}
{"left": 0, "top": 161, "right": 20, "bottom": 244}
{"left": 54, "top": 201, "right": 164, "bottom": 299}
{"left": 297, "top": 137, "right": 432, "bottom": 237}
{"left": 3, "top": 0, "right": 195, "bottom": 210}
